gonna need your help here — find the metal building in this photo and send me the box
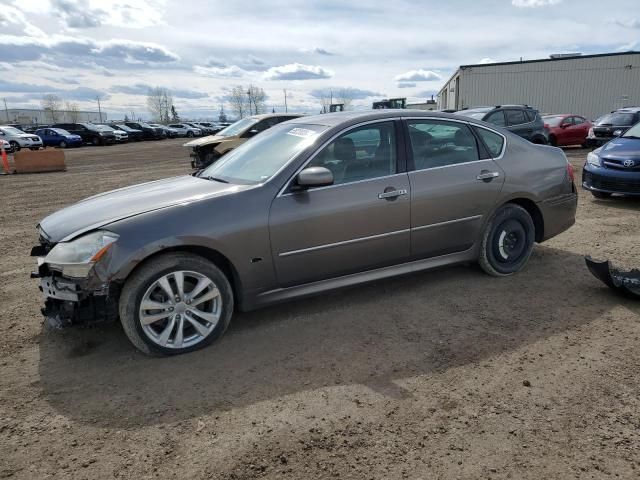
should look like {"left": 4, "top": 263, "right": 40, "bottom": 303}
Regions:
{"left": 1, "top": 108, "right": 106, "bottom": 125}
{"left": 437, "top": 52, "right": 640, "bottom": 119}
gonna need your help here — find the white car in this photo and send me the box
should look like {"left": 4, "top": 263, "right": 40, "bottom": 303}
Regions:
{"left": 167, "top": 123, "right": 202, "bottom": 138}
{"left": 0, "top": 125, "right": 43, "bottom": 151}
{"left": 97, "top": 124, "right": 128, "bottom": 143}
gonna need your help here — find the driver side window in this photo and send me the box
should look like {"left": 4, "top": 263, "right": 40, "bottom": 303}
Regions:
{"left": 307, "top": 122, "right": 396, "bottom": 186}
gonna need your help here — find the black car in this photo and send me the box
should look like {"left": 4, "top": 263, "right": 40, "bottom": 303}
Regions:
{"left": 109, "top": 124, "right": 144, "bottom": 142}
{"left": 124, "top": 122, "right": 164, "bottom": 140}
{"left": 51, "top": 122, "right": 116, "bottom": 146}
{"left": 586, "top": 108, "right": 640, "bottom": 148}
{"left": 455, "top": 105, "right": 549, "bottom": 144}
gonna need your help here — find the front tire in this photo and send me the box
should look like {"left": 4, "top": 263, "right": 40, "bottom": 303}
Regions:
{"left": 119, "top": 253, "right": 234, "bottom": 356}
{"left": 186, "top": 131, "right": 194, "bottom": 138}
{"left": 59, "top": 140, "right": 67, "bottom": 148}
{"left": 9, "top": 141, "right": 20, "bottom": 152}
{"left": 479, "top": 204, "right": 535, "bottom": 276}
{"left": 91, "top": 136, "right": 100, "bottom": 146}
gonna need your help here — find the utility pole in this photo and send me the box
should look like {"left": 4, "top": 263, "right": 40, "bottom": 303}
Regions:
{"left": 3, "top": 98, "right": 9, "bottom": 123}
{"left": 96, "top": 96, "right": 103, "bottom": 122}
{"left": 283, "top": 89, "right": 288, "bottom": 113}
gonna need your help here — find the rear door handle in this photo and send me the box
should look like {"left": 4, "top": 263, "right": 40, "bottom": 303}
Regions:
{"left": 378, "top": 189, "right": 407, "bottom": 199}
{"left": 476, "top": 171, "right": 500, "bottom": 181}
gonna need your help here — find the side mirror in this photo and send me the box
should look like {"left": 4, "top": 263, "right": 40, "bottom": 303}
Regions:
{"left": 561, "top": 123, "right": 570, "bottom": 128}
{"left": 296, "top": 167, "right": 334, "bottom": 188}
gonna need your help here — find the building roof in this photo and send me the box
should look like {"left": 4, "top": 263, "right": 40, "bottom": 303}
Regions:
{"left": 459, "top": 50, "right": 640, "bottom": 70}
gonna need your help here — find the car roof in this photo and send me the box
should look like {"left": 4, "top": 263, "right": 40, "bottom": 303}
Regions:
{"left": 286, "top": 109, "right": 473, "bottom": 127}
{"left": 616, "top": 107, "right": 640, "bottom": 113}
{"left": 249, "top": 113, "right": 304, "bottom": 120}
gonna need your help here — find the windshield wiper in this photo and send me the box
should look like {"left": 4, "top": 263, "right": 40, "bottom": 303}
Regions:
{"left": 204, "top": 176, "right": 229, "bottom": 183}
{"left": 623, "top": 135, "right": 640, "bottom": 139}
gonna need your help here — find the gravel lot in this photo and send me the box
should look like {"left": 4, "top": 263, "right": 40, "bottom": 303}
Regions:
{"left": 1, "top": 140, "right": 639, "bottom": 479}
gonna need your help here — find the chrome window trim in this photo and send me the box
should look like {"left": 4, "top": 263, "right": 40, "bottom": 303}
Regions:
{"left": 277, "top": 118, "right": 402, "bottom": 197}
{"left": 402, "top": 116, "right": 507, "bottom": 168}
{"left": 279, "top": 228, "right": 410, "bottom": 257}
{"left": 412, "top": 214, "right": 483, "bottom": 232}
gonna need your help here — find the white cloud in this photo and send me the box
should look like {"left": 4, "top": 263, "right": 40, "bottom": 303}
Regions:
{"left": 193, "top": 65, "right": 245, "bottom": 78}
{"left": 611, "top": 18, "right": 640, "bottom": 29}
{"left": 479, "top": 57, "right": 495, "bottom": 64}
{"left": 264, "top": 63, "right": 334, "bottom": 81}
{"left": 512, "top": 0, "right": 561, "bottom": 7}
{"left": 394, "top": 69, "right": 441, "bottom": 82}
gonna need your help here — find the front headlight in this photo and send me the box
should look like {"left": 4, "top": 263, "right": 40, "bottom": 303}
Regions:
{"left": 586, "top": 151, "right": 601, "bottom": 168}
{"left": 588, "top": 127, "right": 594, "bottom": 137}
{"left": 45, "top": 230, "right": 119, "bottom": 277}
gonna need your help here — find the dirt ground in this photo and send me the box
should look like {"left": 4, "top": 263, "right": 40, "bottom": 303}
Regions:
{"left": 1, "top": 140, "right": 639, "bottom": 479}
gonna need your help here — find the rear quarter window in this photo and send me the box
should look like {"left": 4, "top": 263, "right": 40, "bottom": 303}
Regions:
{"left": 474, "top": 127, "right": 504, "bottom": 158}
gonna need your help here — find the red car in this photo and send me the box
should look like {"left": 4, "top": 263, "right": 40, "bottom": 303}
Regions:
{"left": 542, "top": 114, "right": 592, "bottom": 147}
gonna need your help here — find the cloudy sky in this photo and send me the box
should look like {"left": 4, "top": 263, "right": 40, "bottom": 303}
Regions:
{"left": 1, "top": 0, "right": 639, "bottom": 120}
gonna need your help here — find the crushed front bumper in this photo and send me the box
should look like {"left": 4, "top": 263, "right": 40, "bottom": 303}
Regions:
{"left": 585, "top": 256, "right": 640, "bottom": 298}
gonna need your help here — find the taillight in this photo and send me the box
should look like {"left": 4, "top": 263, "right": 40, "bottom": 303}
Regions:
{"left": 567, "top": 162, "right": 575, "bottom": 182}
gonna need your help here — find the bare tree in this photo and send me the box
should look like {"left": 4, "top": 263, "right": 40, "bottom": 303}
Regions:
{"left": 246, "top": 84, "right": 267, "bottom": 115}
{"left": 65, "top": 101, "right": 80, "bottom": 122}
{"left": 229, "top": 85, "right": 247, "bottom": 119}
{"left": 315, "top": 89, "right": 334, "bottom": 113}
{"left": 41, "top": 94, "right": 62, "bottom": 122}
{"left": 335, "top": 88, "right": 355, "bottom": 110}
{"left": 147, "top": 87, "right": 174, "bottom": 123}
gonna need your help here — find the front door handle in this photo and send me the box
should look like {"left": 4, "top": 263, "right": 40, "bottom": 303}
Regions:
{"left": 476, "top": 171, "right": 500, "bottom": 181}
{"left": 378, "top": 188, "right": 407, "bottom": 200}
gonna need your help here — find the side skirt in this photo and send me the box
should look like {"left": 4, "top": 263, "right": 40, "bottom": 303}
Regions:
{"left": 241, "top": 248, "right": 477, "bottom": 311}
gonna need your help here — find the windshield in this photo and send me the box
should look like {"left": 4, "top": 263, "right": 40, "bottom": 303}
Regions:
{"left": 1, "top": 126, "right": 26, "bottom": 135}
{"left": 542, "top": 116, "right": 565, "bottom": 127}
{"left": 455, "top": 109, "right": 490, "bottom": 120}
{"left": 137, "top": 122, "right": 152, "bottom": 128}
{"left": 217, "top": 117, "right": 259, "bottom": 137}
{"left": 95, "top": 125, "right": 114, "bottom": 132}
{"left": 52, "top": 128, "right": 70, "bottom": 135}
{"left": 622, "top": 122, "right": 640, "bottom": 138}
{"left": 199, "top": 123, "right": 327, "bottom": 184}
{"left": 597, "top": 113, "right": 636, "bottom": 126}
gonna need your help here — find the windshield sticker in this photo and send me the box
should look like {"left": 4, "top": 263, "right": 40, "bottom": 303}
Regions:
{"left": 286, "top": 127, "right": 317, "bottom": 138}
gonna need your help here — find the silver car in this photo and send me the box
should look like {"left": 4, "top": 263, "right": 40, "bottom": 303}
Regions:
{"left": 33, "top": 110, "right": 577, "bottom": 356}
{"left": 0, "top": 125, "right": 43, "bottom": 151}
{"left": 167, "top": 123, "right": 202, "bottom": 137}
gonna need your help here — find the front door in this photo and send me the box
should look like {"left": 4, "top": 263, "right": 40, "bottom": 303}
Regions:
{"left": 405, "top": 119, "right": 505, "bottom": 259}
{"left": 269, "top": 120, "right": 411, "bottom": 287}
{"left": 504, "top": 109, "right": 532, "bottom": 141}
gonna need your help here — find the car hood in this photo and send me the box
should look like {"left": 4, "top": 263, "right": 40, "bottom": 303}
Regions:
{"left": 599, "top": 137, "right": 640, "bottom": 160}
{"left": 183, "top": 134, "right": 228, "bottom": 148}
{"left": 39, "top": 175, "right": 250, "bottom": 242}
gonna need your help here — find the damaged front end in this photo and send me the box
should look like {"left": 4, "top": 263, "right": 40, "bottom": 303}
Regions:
{"left": 189, "top": 143, "right": 223, "bottom": 169}
{"left": 585, "top": 256, "right": 640, "bottom": 299}
{"left": 31, "top": 227, "right": 120, "bottom": 328}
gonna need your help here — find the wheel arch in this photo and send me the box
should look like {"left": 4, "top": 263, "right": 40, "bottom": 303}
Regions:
{"left": 501, "top": 197, "right": 544, "bottom": 242}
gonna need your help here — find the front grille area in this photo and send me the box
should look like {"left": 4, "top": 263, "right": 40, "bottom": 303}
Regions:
{"left": 603, "top": 159, "right": 640, "bottom": 171}
{"left": 584, "top": 171, "right": 640, "bottom": 194}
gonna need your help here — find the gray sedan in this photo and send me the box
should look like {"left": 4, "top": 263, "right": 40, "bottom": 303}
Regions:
{"left": 32, "top": 110, "right": 577, "bottom": 355}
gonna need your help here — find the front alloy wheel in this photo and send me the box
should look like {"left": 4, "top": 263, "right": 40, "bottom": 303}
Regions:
{"left": 119, "top": 253, "right": 234, "bottom": 355}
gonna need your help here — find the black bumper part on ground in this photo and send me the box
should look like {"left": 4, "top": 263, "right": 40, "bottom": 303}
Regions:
{"left": 585, "top": 256, "right": 640, "bottom": 299}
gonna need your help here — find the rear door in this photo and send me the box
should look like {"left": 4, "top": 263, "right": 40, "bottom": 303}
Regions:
{"left": 269, "top": 120, "right": 411, "bottom": 287}
{"left": 504, "top": 109, "right": 531, "bottom": 140}
{"left": 405, "top": 118, "right": 505, "bottom": 259}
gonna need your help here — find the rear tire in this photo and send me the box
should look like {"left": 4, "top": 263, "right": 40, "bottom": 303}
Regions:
{"left": 119, "top": 253, "right": 234, "bottom": 356}
{"left": 591, "top": 191, "right": 612, "bottom": 199}
{"left": 479, "top": 204, "right": 535, "bottom": 277}
{"left": 548, "top": 135, "right": 557, "bottom": 147}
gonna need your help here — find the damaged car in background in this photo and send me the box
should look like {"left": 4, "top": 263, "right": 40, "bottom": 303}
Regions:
{"left": 32, "top": 110, "right": 577, "bottom": 356}
{"left": 185, "top": 113, "right": 302, "bottom": 169}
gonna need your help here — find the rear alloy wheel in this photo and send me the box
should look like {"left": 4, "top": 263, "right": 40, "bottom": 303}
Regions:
{"left": 119, "top": 253, "right": 234, "bottom": 356}
{"left": 59, "top": 140, "right": 67, "bottom": 148}
{"left": 9, "top": 141, "right": 20, "bottom": 152}
{"left": 591, "top": 191, "right": 612, "bottom": 199}
{"left": 479, "top": 204, "right": 535, "bottom": 276}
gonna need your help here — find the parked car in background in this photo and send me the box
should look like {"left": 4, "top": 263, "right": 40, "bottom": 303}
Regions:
{"left": 586, "top": 108, "right": 640, "bottom": 147}
{"left": 97, "top": 124, "right": 128, "bottom": 143}
{"left": 109, "top": 124, "right": 144, "bottom": 142}
{"left": 1, "top": 138, "right": 14, "bottom": 153}
{"left": 35, "top": 127, "right": 83, "bottom": 148}
{"left": 196, "top": 122, "right": 225, "bottom": 134}
{"left": 185, "top": 113, "right": 303, "bottom": 169}
{"left": 148, "top": 123, "right": 179, "bottom": 138}
{"left": 167, "top": 123, "right": 202, "bottom": 138}
{"left": 0, "top": 125, "right": 43, "bottom": 151}
{"left": 189, "top": 122, "right": 217, "bottom": 135}
{"left": 583, "top": 120, "right": 640, "bottom": 198}
{"left": 455, "top": 105, "right": 548, "bottom": 144}
{"left": 542, "top": 114, "right": 591, "bottom": 147}
{"left": 51, "top": 122, "right": 115, "bottom": 146}
{"left": 32, "top": 110, "right": 577, "bottom": 355}
{"left": 124, "top": 122, "right": 164, "bottom": 140}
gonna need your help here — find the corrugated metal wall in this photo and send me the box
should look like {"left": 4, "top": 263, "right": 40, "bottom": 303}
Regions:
{"left": 440, "top": 53, "right": 640, "bottom": 119}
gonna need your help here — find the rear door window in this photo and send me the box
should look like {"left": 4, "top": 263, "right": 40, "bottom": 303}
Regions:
{"left": 485, "top": 110, "right": 506, "bottom": 127}
{"left": 505, "top": 109, "right": 527, "bottom": 126}
{"left": 407, "top": 120, "right": 479, "bottom": 170}
{"left": 473, "top": 127, "right": 504, "bottom": 158}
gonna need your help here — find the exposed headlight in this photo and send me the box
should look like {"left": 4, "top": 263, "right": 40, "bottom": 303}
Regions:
{"left": 613, "top": 129, "right": 623, "bottom": 137}
{"left": 586, "top": 151, "right": 601, "bottom": 168}
{"left": 588, "top": 127, "right": 594, "bottom": 137}
{"left": 45, "top": 230, "right": 119, "bottom": 277}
